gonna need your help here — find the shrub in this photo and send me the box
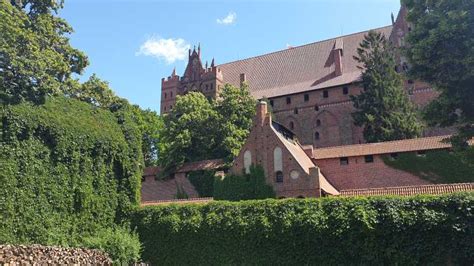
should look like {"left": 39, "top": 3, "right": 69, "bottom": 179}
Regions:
{"left": 187, "top": 170, "right": 216, "bottom": 197}
{"left": 214, "top": 165, "right": 275, "bottom": 201}
{"left": 132, "top": 193, "right": 474, "bottom": 265}
{"left": 82, "top": 226, "right": 141, "bottom": 265}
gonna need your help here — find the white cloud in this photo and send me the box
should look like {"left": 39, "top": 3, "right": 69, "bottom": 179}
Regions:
{"left": 216, "top": 12, "right": 237, "bottom": 25}
{"left": 137, "top": 37, "right": 190, "bottom": 64}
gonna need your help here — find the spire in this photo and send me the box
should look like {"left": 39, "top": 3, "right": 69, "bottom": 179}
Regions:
{"left": 391, "top": 12, "right": 395, "bottom": 25}
{"left": 205, "top": 61, "right": 208, "bottom": 69}
{"left": 171, "top": 67, "right": 176, "bottom": 76}
{"left": 210, "top": 58, "right": 215, "bottom": 67}
{"left": 188, "top": 48, "right": 191, "bottom": 57}
{"left": 198, "top": 43, "right": 201, "bottom": 57}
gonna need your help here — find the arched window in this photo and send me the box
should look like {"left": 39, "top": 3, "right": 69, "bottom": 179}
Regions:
{"left": 273, "top": 147, "right": 283, "bottom": 173}
{"left": 316, "top": 119, "right": 321, "bottom": 127}
{"left": 315, "top": 131, "right": 320, "bottom": 140}
{"left": 314, "top": 105, "right": 319, "bottom": 111}
{"left": 243, "top": 150, "right": 251, "bottom": 174}
{"left": 294, "top": 108, "right": 298, "bottom": 114}
{"left": 289, "top": 122, "right": 294, "bottom": 130}
{"left": 275, "top": 171, "right": 283, "bottom": 183}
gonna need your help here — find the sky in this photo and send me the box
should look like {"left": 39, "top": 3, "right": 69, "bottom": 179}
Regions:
{"left": 60, "top": 0, "right": 401, "bottom": 112}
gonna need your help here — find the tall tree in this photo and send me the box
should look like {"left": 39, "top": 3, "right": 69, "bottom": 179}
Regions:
{"left": 402, "top": 0, "right": 474, "bottom": 147}
{"left": 351, "top": 30, "right": 422, "bottom": 143}
{"left": 0, "top": 0, "right": 88, "bottom": 104}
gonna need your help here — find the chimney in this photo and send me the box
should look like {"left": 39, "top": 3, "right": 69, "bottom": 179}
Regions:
{"left": 256, "top": 101, "right": 268, "bottom": 126}
{"left": 334, "top": 38, "right": 344, "bottom": 76}
{"left": 240, "top": 73, "right": 246, "bottom": 86}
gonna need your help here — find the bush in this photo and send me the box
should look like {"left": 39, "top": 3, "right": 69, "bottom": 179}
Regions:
{"left": 132, "top": 193, "right": 474, "bottom": 265}
{"left": 0, "top": 97, "right": 142, "bottom": 246}
{"left": 383, "top": 149, "right": 474, "bottom": 183}
{"left": 187, "top": 170, "right": 215, "bottom": 197}
{"left": 82, "top": 226, "right": 141, "bottom": 264}
{"left": 214, "top": 165, "right": 275, "bottom": 201}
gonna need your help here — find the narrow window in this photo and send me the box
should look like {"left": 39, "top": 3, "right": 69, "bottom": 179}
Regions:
{"left": 269, "top": 100, "right": 274, "bottom": 107}
{"left": 316, "top": 119, "right": 321, "bottom": 127}
{"left": 244, "top": 150, "right": 252, "bottom": 174}
{"left": 289, "top": 122, "right": 294, "bottom": 130}
{"left": 343, "top": 86, "right": 349, "bottom": 95}
{"left": 206, "top": 84, "right": 209, "bottom": 90}
{"left": 340, "top": 157, "right": 349, "bottom": 165}
{"left": 304, "top": 94, "right": 309, "bottom": 102}
{"left": 210, "top": 84, "right": 213, "bottom": 90}
{"left": 323, "top": 90, "right": 329, "bottom": 98}
{"left": 314, "top": 105, "right": 319, "bottom": 111}
{"left": 286, "top": 97, "right": 291, "bottom": 104}
{"left": 164, "top": 106, "right": 166, "bottom": 111}
{"left": 275, "top": 171, "right": 283, "bottom": 183}
{"left": 364, "top": 155, "right": 374, "bottom": 163}
{"left": 274, "top": 147, "right": 283, "bottom": 173}
{"left": 170, "top": 91, "right": 173, "bottom": 97}
{"left": 164, "top": 92, "right": 167, "bottom": 99}
{"left": 294, "top": 108, "right": 298, "bottom": 114}
{"left": 315, "top": 131, "right": 320, "bottom": 140}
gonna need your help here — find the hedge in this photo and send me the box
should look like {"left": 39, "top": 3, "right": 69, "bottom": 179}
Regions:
{"left": 132, "top": 193, "right": 474, "bottom": 265}
{"left": 0, "top": 97, "right": 142, "bottom": 255}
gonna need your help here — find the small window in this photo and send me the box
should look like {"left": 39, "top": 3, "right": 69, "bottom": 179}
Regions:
{"left": 275, "top": 171, "right": 283, "bottom": 183}
{"left": 269, "top": 100, "right": 274, "bottom": 107}
{"left": 164, "top": 106, "right": 166, "bottom": 111}
{"left": 286, "top": 97, "right": 291, "bottom": 104}
{"left": 316, "top": 119, "right": 321, "bottom": 127}
{"left": 289, "top": 122, "right": 294, "bottom": 130}
{"left": 364, "top": 155, "right": 374, "bottom": 163}
{"left": 206, "top": 84, "right": 209, "bottom": 90}
{"left": 164, "top": 92, "right": 167, "bottom": 99}
{"left": 340, "top": 157, "right": 349, "bottom": 165}
{"left": 294, "top": 108, "right": 298, "bottom": 114}
{"left": 343, "top": 86, "right": 349, "bottom": 95}
{"left": 210, "top": 84, "right": 213, "bottom": 90}
{"left": 323, "top": 90, "right": 329, "bottom": 98}
{"left": 315, "top": 131, "right": 320, "bottom": 140}
{"left": 304, "top": 94, "right": 309, "bottom": 102}
{"left": 170, "top": 91, "right": 173, "bottom": 97}
{"left": 314, "top": 105, "right": 319, "bottom": 111}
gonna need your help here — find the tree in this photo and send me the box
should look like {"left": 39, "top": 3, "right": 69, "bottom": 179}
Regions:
{"left": 351, "top": 30, "right": 422, "bottom": 143}
{"left": 68, "top": 74, "right": 120, "bottom": 108}
{"left": 402, "top": 0, "right": 474, "bottom": 147}
{"left": 0, "top": 0, "right": 88, "bottom": 104}
{"left": 138, "top": 108, "right": 163, "bottom": 167}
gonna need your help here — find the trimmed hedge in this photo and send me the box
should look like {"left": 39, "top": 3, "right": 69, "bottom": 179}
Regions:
{"left": 133, "top": 193, "right": 474, "bottom": 265}
{"left": 0, "top": 97, "right": 142, "bottom": 249}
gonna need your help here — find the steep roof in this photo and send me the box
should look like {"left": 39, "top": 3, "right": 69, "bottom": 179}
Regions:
{"left": 313, "top": 135, "right": 470, "bottom": 160}
{"left": 217, "top": 26, "right": 393, "bottom": 98}
{"left": 339, "top": 183, "right": 474, "bottom": 197}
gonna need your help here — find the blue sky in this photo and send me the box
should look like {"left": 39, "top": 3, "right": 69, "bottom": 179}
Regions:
{"left": 60, "top": 0, "right": 401, "bottom": 112}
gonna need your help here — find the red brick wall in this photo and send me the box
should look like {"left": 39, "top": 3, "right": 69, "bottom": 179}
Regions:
{"left": 314, "top": 154, "right": 430, "bottom": 190}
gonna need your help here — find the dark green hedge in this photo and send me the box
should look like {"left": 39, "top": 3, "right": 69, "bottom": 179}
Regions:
{"left": 214, "top": 165, "right": 275, "bottom": 201}
{"left": 133, "top": 193, "right": 474, "bottom": 265}
{"left": 0, "top": 97, "right": 142, "bottom": 248}
{"left": 187, "top": 170, "right": 215, "bottom": 197}
{"left": 383, "top": 149, "right": 474, "bottom": 183}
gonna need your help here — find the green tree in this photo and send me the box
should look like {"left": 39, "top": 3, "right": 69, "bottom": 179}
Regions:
{"left": 402, "top": 0, "right": 474, "bottom": 147}
{"left": 138, "top": 108, "right": 163, "bottom": 167}
{"left": 0, "top": 0, "right": 88, "bottom": 104}
{"left": 351, "top": 30, "right": 422, "bottom": 143}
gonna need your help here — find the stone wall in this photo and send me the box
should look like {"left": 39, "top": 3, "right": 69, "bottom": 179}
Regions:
{"left": 0, "top": 244, "right": 112, "bottom": 265}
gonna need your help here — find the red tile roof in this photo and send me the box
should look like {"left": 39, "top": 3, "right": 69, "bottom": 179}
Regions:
{"left": 313, "top": 135, "right": 467, "bottom": 160}
{"left": 141, "top": 197, "right": 213, "bottom": 206}
{"left": 141, "top": 174, "right": 199, "bottom": 202}
{"left": 339, "top": 183, "right": 474, "bottom": 197}
{"left": 217, "top": 26, "right": 393, "bottom": 98}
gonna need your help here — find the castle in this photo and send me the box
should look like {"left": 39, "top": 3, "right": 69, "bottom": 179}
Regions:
{"left": 142, "top": 6, "right": 472, "bottom": 202}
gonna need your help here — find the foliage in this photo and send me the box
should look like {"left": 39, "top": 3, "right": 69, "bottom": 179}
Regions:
{"left": 137, "top": 108, "right": 163, "bottom": 167}
{"left": 132, "top": 193, "right": 474, "bottom": 265}
{"left": 403, "top": 0, "right": 474, "bottom": 147}
{"left": 351, "top": 30, "right": 422, "bottom": 143}
{"left": 159, "top": 84, "right": 256, "bottom": 172}
{"left": 0, "top": 97, "right": 141, "bottom": 248}
{"left": 187, "top": 170, "right": 216, "bottom": 197}
{"left": 382, "top": 149, "right": 474, "bottom": 184}
{"left": 175, "top": 183, "right": 189, "bottom": 199}
{"left": 214, "top": 165, "right": 275, "bottom": 201}
{"left": 0, "top": 0, "right": 88, "bottom": 104}
{"left": 82, "top": 226, "right": 141, "bottom": 265}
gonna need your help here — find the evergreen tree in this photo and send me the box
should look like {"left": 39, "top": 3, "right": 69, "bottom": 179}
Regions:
{"left": 351, "top": 30, "right": 422, "bottom": 143}
{"left": 402, "top": 0, "right": 474, "bottom": 148}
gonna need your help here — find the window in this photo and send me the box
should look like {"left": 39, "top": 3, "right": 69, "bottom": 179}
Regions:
{"left": 289, "top": 122, "right": 294, "bottom": 130}
{"left": 269, "top": 100, "right": 274, "bottom": 107}
{"left": 164, "top": 106, "right": 166, "bottom": 111}
{"left": 290, "top": 170, "right": 300, "bottom": 180}
{"left": 244, "top": 150, "right": 252, "bottom": 174}
{"left": 314, "top": 105, "right": 319, "bottom": 111}
{"left": 390, "top": 153, "right": 398, "bottom": 160}
{"left": 408, "top": 80, "right": 414, "bottom": 84}
{"left": 170, "top": 92, "right": 173, "bottom": 97}
{"left": 274, "top": 147, "right": 283, "bottom": 173}
{"left": 364, "top": 155, "right": 374, "bottom": 163}
{"left": 323, "top": 90, "right": 329, "bottom": 98}
{"left": 164, "top": 92, "right": 167, "bottom": 99}
{"left": 315, "top": 131, "right": 320, "bottom": 140}
{"left": 316, "top": 119, "right": 321, "bottom": 127}
{"left": 275, "top": 171, "right": 283, "bottom": 183}
{"left": 343, "top": 86, "right": 349, "bottom": 95}
{"left": 206, "top": 84, "right": 209, "bottom": 90}
{"left": 286, "top": 97, "right": 291, "bottom": 104}
{"left": 340, "top": 157, "right": 349, "bottom": 165}
{"left": 210, "top": 84, "right": 214, "bottom": 90}
{"left": 294, "top": 108, "right": 298, "bottom": 114}
{"left": 417, "top": 150, "right": 426, "bottom": 157}
{"left": 304, "top": 94, "right": 309, "bottom": 102}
